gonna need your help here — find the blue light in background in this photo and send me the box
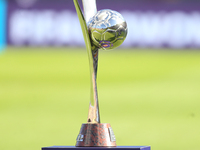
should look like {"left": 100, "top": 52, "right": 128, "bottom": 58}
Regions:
{"left": 0, "top": 0, "right": 7, "bottom": 52}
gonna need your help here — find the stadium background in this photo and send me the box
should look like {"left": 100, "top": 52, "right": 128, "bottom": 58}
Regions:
{"left": 0, "top": 0, "right": 200, "bottom": 150}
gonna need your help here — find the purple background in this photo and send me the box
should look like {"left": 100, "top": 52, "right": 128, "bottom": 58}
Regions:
{"left": 6, "top": 0, "right": 200, "bottom": 48}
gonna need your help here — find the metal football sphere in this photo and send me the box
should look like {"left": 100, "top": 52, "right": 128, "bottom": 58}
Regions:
{"left": 87, "top": 9, "right": 128, "bottom": 50}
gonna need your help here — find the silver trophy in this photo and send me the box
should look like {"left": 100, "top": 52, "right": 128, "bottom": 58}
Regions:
{"left": 73, "top": 0, "right": 127, "bottom": 147}
{"left": 42, "top": 1, "right": 151, "bottom": 149}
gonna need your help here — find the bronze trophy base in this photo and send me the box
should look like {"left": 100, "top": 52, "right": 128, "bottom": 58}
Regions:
{"left": 76, "top": 123, "right": 116, "bottom": 147}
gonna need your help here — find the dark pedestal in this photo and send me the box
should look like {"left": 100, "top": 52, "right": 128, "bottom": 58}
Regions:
{"left": 42, "top": 146, "right": 150, "bottom": 150}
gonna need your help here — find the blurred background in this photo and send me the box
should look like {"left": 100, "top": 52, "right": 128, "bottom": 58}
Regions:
{"left": 0, "top": 0, "right": 200, "bottom": 150}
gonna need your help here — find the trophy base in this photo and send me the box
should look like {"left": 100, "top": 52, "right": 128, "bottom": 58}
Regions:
{"left": 42, "top": 146, "right": 150, "bottom": 150}
{"left": 75, "top": 123, "right": 116, "bottom": 147}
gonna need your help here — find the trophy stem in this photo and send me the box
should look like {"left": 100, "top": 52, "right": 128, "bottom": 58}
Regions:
{"left": 82, "top": 0, "right": 100, "bottom": 123}
{"left": 73, "top": 0, "right": 100, "bottom": 124}
{"left": 87, "top": 49, "right": 100, "bottom": 123}
{"left": 74, "top": 0, "right": 116, "bottom": 147}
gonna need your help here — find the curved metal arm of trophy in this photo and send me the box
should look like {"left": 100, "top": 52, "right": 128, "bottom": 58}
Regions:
{"left": 82, "top": 0, "right": 97, "bottom": 23}
{"left": 87, "top": 47, "right": 100, "bottom": 123}
{"left": 74, "top": 0, "right": 127, "bottom": 124}
{"left": 82, "top": 0, "right": 100, "bottom": 124}
{"left": 78, "top": 0, "right": 100, "bottom": 124}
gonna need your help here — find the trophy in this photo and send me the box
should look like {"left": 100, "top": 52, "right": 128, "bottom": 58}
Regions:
{"left": 42, "top": 0, "right": 150, "bottom": 149}
{"left": 74, "top": 0, "right": 127, "bottom": 147}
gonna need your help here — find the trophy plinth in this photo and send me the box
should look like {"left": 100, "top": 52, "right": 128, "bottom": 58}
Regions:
{"left": 76, "top": 123, "right": 116, "bottom": 147}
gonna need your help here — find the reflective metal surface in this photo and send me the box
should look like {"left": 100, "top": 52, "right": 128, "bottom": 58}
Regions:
{"left": 73, "top": 0, "right": 128, "bottom": 147}
{"left": 73, "top": 1, "right": 127, "bottom": 124}
{"left": 73, "top": 0, "right": 100, "bottom": 123}
{"left": 82, "top": 0, "right": 97, "bottom": 23}
{"left": 75, "top": 123, "right": 117, "bottom": 147}
{"left": 88, "top": 9, "right": 128, "bottom": 50}
{"left": 108, "top": 127, "right": 116, "bottom": 142}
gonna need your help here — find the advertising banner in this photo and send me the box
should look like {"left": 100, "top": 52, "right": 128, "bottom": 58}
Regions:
{"left": 6, "top": 0, "right": 200, "bottom": 48}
